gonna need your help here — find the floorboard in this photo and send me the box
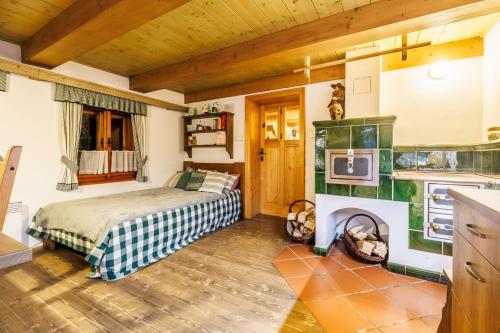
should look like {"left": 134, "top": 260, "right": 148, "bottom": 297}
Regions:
{"left": 0, "top": 215, "right": 323, "bottom": 333}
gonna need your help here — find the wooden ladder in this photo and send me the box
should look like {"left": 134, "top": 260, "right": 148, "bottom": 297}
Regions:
{"left": 0, "top": 146, "right": 31, "bottom": 269}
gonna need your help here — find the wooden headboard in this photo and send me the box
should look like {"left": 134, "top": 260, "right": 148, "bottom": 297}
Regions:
{"left": 183, "top": 162, "right": 245, "bottom": 212}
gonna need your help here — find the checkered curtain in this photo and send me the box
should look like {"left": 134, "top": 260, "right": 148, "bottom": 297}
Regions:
{"left": 0, "top": 71, "right": 7, "bottom": 92}
{"left": 132, "top": 114, "right": 148, "bottom": 182}
{"left": 56, "top": 102, "right": 83, "bottom": 191}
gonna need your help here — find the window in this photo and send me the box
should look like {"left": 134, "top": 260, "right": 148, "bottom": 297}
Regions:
{"left": 78, "top": 106, "right": 136, "bottom": 185}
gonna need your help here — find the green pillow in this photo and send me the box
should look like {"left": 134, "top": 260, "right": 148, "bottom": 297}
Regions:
{"left": 184, "top": 171, "right": 207, "bottom": 191}
{"left": 175, "top": 168, "right": 193, "bottom": 189}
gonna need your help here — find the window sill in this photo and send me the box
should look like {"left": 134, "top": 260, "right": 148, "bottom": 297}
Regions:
{"left": 78, "top": 172, "right": 137, "bottom": 186}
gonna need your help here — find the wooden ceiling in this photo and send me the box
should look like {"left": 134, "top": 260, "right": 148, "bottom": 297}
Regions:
{"left": 0, "top": 0, "right": 75, "bottom": 43}
{"left": 0, "top": 0, "right": 499, "bottom": 103}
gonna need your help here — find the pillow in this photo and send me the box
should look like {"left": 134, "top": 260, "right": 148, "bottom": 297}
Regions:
{"left": 223, "top": 174, "right": 240, "bottom": 191}
{"left": 165, "top": 171, "right": 182, "bottom": 187}
{"left": 175, "top": 168, "right": 194, "bottom": 189}
{"left": 184, "top": 171, "right": 207, "bottom": 191}
{"left": 198, "top": 171, "right": 229, "bottom": 194}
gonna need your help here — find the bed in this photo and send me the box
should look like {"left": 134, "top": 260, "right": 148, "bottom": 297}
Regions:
{"left": 27, "top": 162, "right": 244, "bottom": 280}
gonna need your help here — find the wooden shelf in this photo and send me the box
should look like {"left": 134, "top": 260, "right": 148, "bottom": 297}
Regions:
{"left": 183, "top": 112, "right": 229, "bottom": 119}
{"left": 183, "top": 112, "right": 234, "bottom": 158}
{"left": 185, "top": 129, "right": 225, "bottom": 135}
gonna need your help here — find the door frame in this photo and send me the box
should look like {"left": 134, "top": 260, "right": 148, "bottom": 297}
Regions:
{"left": 244, "top": 87, "right": 305, "bottom": 218}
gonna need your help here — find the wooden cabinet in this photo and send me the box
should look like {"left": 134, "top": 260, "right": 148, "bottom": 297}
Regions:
{"left": 446, "top": 188, "right": 499, "bottom": 333}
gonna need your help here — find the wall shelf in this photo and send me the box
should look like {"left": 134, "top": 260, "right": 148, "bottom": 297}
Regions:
{"left": 183, "top": 112, "right": 234, "bottom": 158}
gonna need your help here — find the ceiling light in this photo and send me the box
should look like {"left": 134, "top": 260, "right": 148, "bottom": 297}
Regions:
{"left": 428, "top": 61, "right": 450, "bottom": 80}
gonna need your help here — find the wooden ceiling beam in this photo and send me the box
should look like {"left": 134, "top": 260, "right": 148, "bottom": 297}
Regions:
{"left": 21, "top": 0, "right": 191, "bottom": 68}
{"left": 184, "top": 65, "right": 345, "bottom": 104}
{"left": 130, "top": 0, "right": 500, "bottom": 93}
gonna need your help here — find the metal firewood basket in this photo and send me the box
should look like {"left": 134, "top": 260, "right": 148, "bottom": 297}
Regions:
{"left": 284, "top": 199, "right": 315, "bottom": 245}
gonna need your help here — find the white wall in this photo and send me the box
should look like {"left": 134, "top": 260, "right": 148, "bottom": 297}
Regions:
{"left": 345, "top": 47, "right": 381, "bottom": 118}
{"left": 381, "top": 57, "right": 484, "bottom": 145}
{"left": 483, "top": 21, "right": 500, "bottom": 140}
{"left": 0, "top": 42, "right": 185, "bottom": 246}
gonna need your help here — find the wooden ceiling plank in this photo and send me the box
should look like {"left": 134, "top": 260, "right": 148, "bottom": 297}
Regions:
{"left": 251, "top": 0, "right": 298, "bottom": 30}
{"left": 0, "top": 57, "right": 187, "bottom": 112}
{"left": 131, "top": 0, "right": 498, "bottom": 92}
{"left": 310, "top": 0, "right": 344, "bottom": 18}
{"left": 222, "top": 0, "right": 279, "bottom": 36}
{"left": 281, "top": 0, "right": 320, "bottom": 24}
{"left": 21, "top": 0, "right": 191, "bottom": 68}
{"left": 184, "top": 65, "right": 345, "bottom": 103}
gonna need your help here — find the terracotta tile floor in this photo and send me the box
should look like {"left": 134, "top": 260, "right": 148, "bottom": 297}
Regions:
{"left": 273, "top": 243, "right": 447, "bottom": 333}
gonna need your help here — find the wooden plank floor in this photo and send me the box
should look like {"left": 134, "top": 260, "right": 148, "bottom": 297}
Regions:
{"left": 0, "top": 215, "right": 323, "bottom": 333}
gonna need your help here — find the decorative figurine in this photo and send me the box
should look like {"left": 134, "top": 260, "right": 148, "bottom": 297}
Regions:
{"left": 328, "top": 83, "right": 345, "bottom": 120}
{"left": 212, "top": 102, "right": 222, "bottom": 113}
{"left": 201, "top": 104, "right": 211, "bottom": 114}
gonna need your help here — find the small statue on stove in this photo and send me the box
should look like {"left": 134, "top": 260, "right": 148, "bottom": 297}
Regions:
{"left": 328, "top": 83, "right": 345, "bottom": 120}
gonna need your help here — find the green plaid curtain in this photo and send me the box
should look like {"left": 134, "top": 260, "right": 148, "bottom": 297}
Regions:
{"left": 0, "top": 71, "right": 7, "bottom": 92}
{"left": 54, "top": 84, "right": 147, "bottom": 116}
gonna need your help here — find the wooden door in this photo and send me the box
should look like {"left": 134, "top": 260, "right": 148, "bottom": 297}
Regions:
{"left": 260, "top": 102, "right": 304, "bottom": 217}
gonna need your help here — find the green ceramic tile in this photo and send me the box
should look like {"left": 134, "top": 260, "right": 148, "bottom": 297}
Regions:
{"left": 409, "top": 230, "right": 442, "bottom": 254}
{"left": 351, "top": 125, "right": 377, "bottom": 149}
{"left": 481, "top": 150, "right": 492, "bottom": 174}
{"left": 394, "top": 151, "right": 417, "bottom": 171}
{"left": 327, "top": 183, "right": 350, "bottom": 196}
{"left": 474, "top": 142, "right": 500, "bottom": 150}
{"left": 364, "top": 115, "right": 397, "bottom": 124}
{"left": 443, "top": 242, "right": 452, "bottom": 256}
{"left": 314, "top": 247, "right": 327, "bottom": 256}
{"left": 379, "top": 149, "right": 392, "bottom": 174}
{"left": 386, "top": 262, "right": 405, "bottom": 275}
{"left": 313, "top": 118, "right": 364, "bottom": 127}
{"left": 378, "top": 175, "right": 392, "bottom": 200}
{"left": 379, "top": 124, "right": 393, "bottom": 149}
{"left": 417, "top": 151, "right": 444, "bottom": 171}
{"left": 315, "top": 128, "right": 326, "bottom": 171}
{"left": 493, "top": 150, "right": 500, "bottom": 175}
{"left": 315, "top": 172, "right": 326, "bottom": 194}
{"left": 406, "top": 266, "right": 442, "bottom": 283}
{"left": 327, "top": 126, "right": 350, "bottom": 149}
{"left": 351, "top": 185, "right": 377, "bottom": 199}
{"left": 473, "top": 151, "right": 482, "bottom": 173}
{"left": 446, "top": 151, "right": 473, "bottom": 173}
{"left": 394, "top": 180, "right": 424, "bottom": 204}
{"left": 409, "top": 203, "right": 424, "bottom": 231}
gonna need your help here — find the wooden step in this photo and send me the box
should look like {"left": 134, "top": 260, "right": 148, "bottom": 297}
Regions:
{"left": 0, "top": 233, "right": 32, "bottom": 269}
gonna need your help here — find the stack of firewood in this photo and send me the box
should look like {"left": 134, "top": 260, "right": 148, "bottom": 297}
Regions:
{"left": 348, "top": 225, "right": 387, "bottom": 259}
{"left": 287, "top": 207, "right": 315, "bottom": 238}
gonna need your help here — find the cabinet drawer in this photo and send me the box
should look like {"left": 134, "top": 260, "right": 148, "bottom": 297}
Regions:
{"left": 451, "top": 290, "right": 473, "bottom": 333}
{"left": 454, "top": 201, "right": 499, "bottom": 269}
{"left": 453, "top": 232, "right": 499, "bottom": 333}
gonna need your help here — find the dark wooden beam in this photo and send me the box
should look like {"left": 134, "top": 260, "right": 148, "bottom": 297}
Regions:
{"left": 184, "top": 65, "right": 345, "bottom": 103}
{"left": 21, "top": 0, "right": 190, "bottom": 68}
{"left": 131, "top": 0, "right": 499, "bottom": 93}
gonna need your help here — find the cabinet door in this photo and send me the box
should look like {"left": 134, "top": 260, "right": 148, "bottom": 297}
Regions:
{"left": 451, "top": 290, "right": 473, "bottom": 333}
{"left": 453, "top": 232, "right": 499, "bottom": 333}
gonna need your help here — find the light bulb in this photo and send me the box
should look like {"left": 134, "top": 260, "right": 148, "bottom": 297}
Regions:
{"left": 428, "top": 61, "right": 450, "bottom": 80}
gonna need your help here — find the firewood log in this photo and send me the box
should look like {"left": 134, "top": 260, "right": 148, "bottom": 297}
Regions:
{"left": 356, "top": 240, "right": 375, "bottom": 256}
{"left": 353, "top": 232, "right": 368, "bottom": 241}
{"left": 348, "top": 225, "right": 364, "bottom": 236}
{"left": 287, "top": 212, "right": 298, "bottom": 221}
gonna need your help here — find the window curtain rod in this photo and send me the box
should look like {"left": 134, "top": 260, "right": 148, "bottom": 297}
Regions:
{"left": 0, "top": 57, "right": 187, "bottom": 112}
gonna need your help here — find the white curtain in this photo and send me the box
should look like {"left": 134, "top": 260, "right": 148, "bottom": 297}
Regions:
{"left": 79, "top": 151, "right": 108, "bottom": 174}
{"left": 111, "top": 151, "right": 136, "bottom": 172}
{"left": 132, "top": 115, "right": 148, "bottom": 182}
{"left": 56, "top": 102, "right": 83, "bottom": 191}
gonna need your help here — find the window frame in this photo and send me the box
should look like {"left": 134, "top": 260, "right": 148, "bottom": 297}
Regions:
{"left": 77, "top": 106, "right": 136, "bottom": 186}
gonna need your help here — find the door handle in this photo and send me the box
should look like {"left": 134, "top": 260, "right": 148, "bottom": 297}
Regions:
{"left": 466, "top": 224, "right": 486, "bottom": 238}
{"left": 258, "top": 148, "right": 265, "bottom": 161}
{"left": 464, "top": 262, "right": 486, "bottom": 283}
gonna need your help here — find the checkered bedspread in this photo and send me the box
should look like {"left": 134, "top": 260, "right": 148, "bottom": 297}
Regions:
{"left": 27, "top": 189, "right": 241, "bottom": 280}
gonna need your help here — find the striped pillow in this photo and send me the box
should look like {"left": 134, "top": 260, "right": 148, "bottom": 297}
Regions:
{"left": 184, "top": 171, "right": 207, "bottom": 191}
{"left": 165, "top": 171, "right": 182, "bottom": 187}
{"left": 223, "top": 174, "right": 240, "bottom": 191}
{"left": 198, "top": 171, "right": 229, "bottom": 194}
